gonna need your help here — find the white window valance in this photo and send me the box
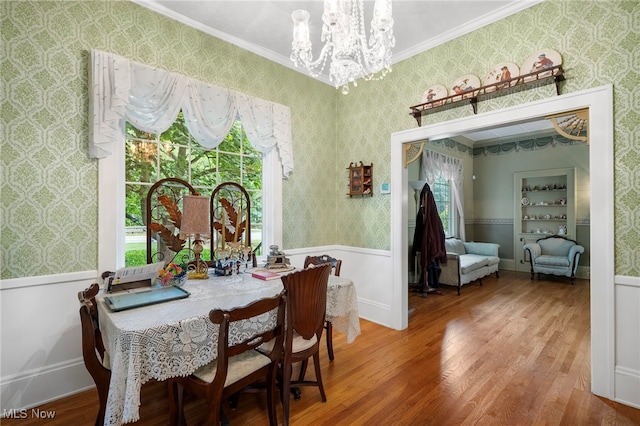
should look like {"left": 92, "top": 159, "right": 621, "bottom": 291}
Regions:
{"left": 421, "top": 149, "right": 465, "bottom": 240}
{"left": 88, "top": 49, "right": 294, "bottom": 178}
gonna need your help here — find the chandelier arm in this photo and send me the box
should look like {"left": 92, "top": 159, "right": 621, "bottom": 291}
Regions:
{"left": 293, "top": 41, "right": 334, "bottom": 72}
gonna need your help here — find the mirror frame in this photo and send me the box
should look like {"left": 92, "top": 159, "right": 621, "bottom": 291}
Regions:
{"left": 390, "top": 84, "right": 614, "bottom": 399}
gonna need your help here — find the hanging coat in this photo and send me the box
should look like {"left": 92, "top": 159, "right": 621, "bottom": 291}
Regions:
{"left": 412, "top": 183, "right": 447, "bottom": 289}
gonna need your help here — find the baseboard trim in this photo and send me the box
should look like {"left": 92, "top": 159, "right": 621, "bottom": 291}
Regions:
{"left": 614, "top": 366, "right": 640, "bottom": 409}
{"left": 357, "top": 297, "right": 392, "bottom": 327}
{"left": 1, "top": 358, "right": 94, "bottom": 412}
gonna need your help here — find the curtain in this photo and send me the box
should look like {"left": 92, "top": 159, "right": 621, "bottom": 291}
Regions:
{"left": 420, "top": 149, "right": 465, "bottom": 240}
{"left": 88, "top": 49, "right": 293, "bottom": 178}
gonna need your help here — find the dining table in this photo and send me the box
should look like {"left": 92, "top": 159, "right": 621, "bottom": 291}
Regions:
{"left": 96, "top": 270, "right": 360, "bottom": 426}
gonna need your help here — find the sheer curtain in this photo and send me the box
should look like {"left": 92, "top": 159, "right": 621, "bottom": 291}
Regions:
{"left": 421, "top": 149, "right": 465, "bottom": 240}
{"left": 88, "top": 49, "right": 293, "bottom": 178}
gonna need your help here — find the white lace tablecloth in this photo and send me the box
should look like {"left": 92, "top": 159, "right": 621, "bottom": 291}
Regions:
{"left": 97, "top": 272, "right": 361, "bottom": 425}
{"left": 326, "top": 276, "right": 361, "bottom": 343}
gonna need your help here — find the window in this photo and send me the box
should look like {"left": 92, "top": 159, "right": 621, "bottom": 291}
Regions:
{"left": 97, "top": 124, "right": 282, "bottom": 274}
{"left": 124, "top": 114, "right": 263, "bottom": 266}
{"left": 92, "top": 51, "right": 288, "bottom": 273}
{"left": 420, "top": 149, "right": 464, "bottom": 239}
{"left": 431, "top": 177, "right": 454, "bottom": 237}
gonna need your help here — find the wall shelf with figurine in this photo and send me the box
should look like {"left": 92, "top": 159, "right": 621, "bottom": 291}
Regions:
{"left": 347, "top": 162, "right": 373, "bottom": 197}
{"left": 409, "top": 65, "right": 565, "bottom": 126}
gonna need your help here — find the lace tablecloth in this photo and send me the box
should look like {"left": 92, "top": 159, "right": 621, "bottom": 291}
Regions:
{"left": 97, "top": 273, "right": 361, "bottom": 425}
{"left": 326, "top": 276, "right": 361, "bottom": 343}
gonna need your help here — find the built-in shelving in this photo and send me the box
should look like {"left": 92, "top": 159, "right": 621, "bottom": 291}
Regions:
{"left": 513, "top": 168, "right": 576, "bottom": 273}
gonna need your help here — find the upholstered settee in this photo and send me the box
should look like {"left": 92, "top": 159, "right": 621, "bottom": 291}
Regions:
{"left": 523, "top": 235, "right": 584, "bottom": 284}
{"left": 440, "top": 238, "right": 500, "bottom": 295}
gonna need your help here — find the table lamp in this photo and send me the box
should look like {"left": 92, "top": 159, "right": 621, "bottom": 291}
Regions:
{"left": 180, "top": 195, "right": 211, "bottom": 279}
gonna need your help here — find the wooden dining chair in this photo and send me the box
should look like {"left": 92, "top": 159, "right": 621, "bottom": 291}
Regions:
{"left": 78, "top": 283, "right": 111, "bottom": 426}
{"left": 280, "top": 263, "right": 332, "bottom": 426}
{"left": 167, "top": 291, "right": 286, "bottom": 426}
{"left": 303, "top": 255, "right": 342, "bottom": 361}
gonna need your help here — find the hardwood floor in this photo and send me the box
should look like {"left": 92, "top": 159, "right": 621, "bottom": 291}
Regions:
{"left": 4, "top": 270, "right": 640, "bottom": 425}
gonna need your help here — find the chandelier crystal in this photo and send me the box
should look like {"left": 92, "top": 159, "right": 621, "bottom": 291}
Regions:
{"left": 290, "top": 0, "right": 395, "bottom": 94}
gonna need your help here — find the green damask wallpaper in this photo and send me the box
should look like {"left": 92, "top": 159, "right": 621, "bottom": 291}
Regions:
{"left": 334, "top": 0, "right": 639, "bottom": 274}
{"left": 1, "top": 0, "right": 639, "bottom": 278}
{"left": 0, "top": 0, "right": 337, "bottom": 278}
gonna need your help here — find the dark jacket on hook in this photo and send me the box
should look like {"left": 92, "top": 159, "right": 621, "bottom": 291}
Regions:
{"left": 412, "top": 183, "right": 447, "bottom": 289}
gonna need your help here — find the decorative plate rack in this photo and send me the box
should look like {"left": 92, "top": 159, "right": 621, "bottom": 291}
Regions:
{"left": 409, "top": 65, "right": 565, "bottom": 126}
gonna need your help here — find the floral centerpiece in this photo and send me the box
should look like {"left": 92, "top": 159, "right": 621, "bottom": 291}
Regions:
{"left": 158, "top": 262, "right": 187, "bottom": 287}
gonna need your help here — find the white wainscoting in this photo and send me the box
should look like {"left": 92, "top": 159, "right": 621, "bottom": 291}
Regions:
{"left": 614, "top": 275, "right": 640, "bottom": 409}
{"left": 0, "top": 271, "right": 98, "bottom": 413}
{"left": 286, "top": 245, "right": 394, "bottom": 327}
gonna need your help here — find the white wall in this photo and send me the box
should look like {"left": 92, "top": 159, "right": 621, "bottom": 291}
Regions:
{"left": 0, "top": 272, "right": 98, "bottom": 411}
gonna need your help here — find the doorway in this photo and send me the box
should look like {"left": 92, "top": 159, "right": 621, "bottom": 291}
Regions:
{"left": 390, "top": 85, "right": 614, "bottom": 399}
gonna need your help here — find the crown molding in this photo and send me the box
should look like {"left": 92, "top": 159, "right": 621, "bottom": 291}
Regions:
{"left": 392, "top": 0, "right": 545, "bottom": 63}
{"left": 131, "top": 0, "right": 333, "bottom": 86}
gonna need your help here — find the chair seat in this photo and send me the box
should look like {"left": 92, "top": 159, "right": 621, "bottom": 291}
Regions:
{"left": 486, "top": 256, "right": 500, "bottom": 266}
{"left": 459, "top": 254, "right": 490, "bottom": 275}
{"left": 193, "top": 350, "right": 271, "bottom": 386}
{"left": 292, "top": 333, "right": 317, "bottom": 352}
{"left": 535, "top": 255, "right": 570, "bottom": 267}
{"left": 260, "top": 331, "right": 318, "bottom": 354}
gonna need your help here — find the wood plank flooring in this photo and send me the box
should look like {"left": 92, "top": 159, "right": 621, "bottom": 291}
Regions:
{"left": 4, "top": 270, "right": 640, "bottom": 425}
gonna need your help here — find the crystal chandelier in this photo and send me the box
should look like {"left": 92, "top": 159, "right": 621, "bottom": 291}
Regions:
{"left": 290, "top": 0, "right": 395, "bottom": 94}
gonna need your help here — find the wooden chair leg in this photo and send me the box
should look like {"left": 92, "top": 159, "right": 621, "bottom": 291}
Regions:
{"left": 326, "top": 321, "right": 334, "bottom": 361}
{"left": 228, "top": 392, "right": 240, "bottom": 409}
{"left": 312, "top": 352, "right": 327, "bottom": 402}
{"left": 266, "top": 368, "right": 278, "bottom": 426}
{"left": 95, "top": 384, "right": 108, "bottom": 426}
{"left": 204, "top": 397, "right": 222, "bottom": 426}
{"left": 167, "top": 380, "right": 186, "bottom": 426}
{"left": 299, "top": 359, "right": 308, "bottom": 381}
{"left": 282, "top": 360, "right": 293, "bottom": 426}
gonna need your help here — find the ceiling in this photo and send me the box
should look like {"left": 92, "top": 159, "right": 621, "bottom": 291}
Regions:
{"left": 455, "top": 119, "right": 559, "bottom": 145}
{"left": 133, "top": 0, "right": 543, "bottom": 86}
{"left": 132, "top": 0, "right": 557, "bottom": 141}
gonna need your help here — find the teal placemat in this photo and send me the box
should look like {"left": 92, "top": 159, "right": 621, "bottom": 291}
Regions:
{"left": 105, "top": 286, "right": 190, "bottom": 312}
